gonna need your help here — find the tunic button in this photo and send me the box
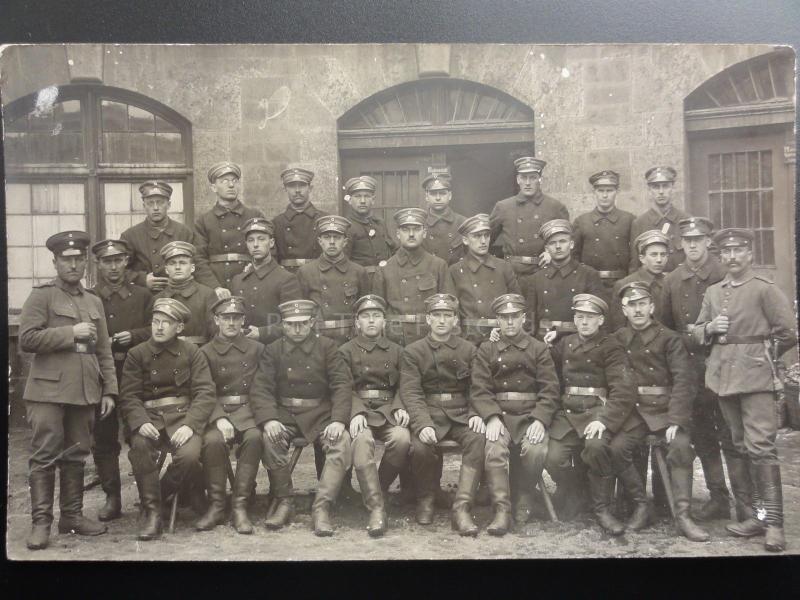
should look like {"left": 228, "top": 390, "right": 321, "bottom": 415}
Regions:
{"left": 519, "top": 239, "right": 525, "bottom": 243}
{"left": 151, "top": 370, "right": 158, "bottom": 375}
{"left": 401, "top": 279, "right": 406, "bottom": 284}
{"left": 109, "top": 314, "right": 115, "bottom": 319}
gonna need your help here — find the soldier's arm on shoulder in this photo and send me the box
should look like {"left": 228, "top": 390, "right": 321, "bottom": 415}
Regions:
{"left": 118, "top": 348, "right": 151, "bottom": 433}
{"left": 530, "top": 341, "right": 561, "bottom": 427}
{"left": 505, "top": 261, "right": 522, "bottom": 295}
{"left": 130, "top": 289, "right": 155, "bottom": 346}
{"left": 356, "top": 264, "right": 370, "bottom": 297}
{"left": 120, "top": 230, "right": 150, "bottom": 287}
{"left": 665, "top": 332, "right": 695, "bottom": 430}
{"left": 599, "top": 336, "right": 637, "bottom": 433}
{"left": 762, "top": 283, "right": 798, "bottom": 355}
{"left": 558, "top": 201, "right": 570, "bottom": 221}
{"left": 400, "top": 346, "right": 435, "bottom": 435}
{"left": 93, "top": 297, "right": 119, "bottom": 397}
{"left": 660, "top": 277, "right": 675, "bottom": 330}
{"left": 438, "top": 258, "right": 456, "bottom": 296}
{"left": 692, "top": 291, "right": 715, "bottom": 346}
{"left": 184, "top": 346, "right": 218, "bottom": 433}
{"left": 326, "top": 340, "right": 354, "bottom": 424}
{"left": 19, "top": 287, "right": 76, "bottom": 354}
{"left": 469, "top": 342, "right": 501, "bottom": 421}
{"left": 571, "top": 218, "right": 583, "bottom": 259}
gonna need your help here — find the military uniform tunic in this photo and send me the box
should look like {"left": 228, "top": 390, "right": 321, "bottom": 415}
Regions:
{"left": 155, "top": 280, "right": 218, "bottom": 341}
{"left": 193, "top": 200, "right": 265, "bottom": 289}
{"left": 609, "top": 267, "right": 667, "bottom": 331}
{"left": 423, "top": 208, "right": 466, "bottom": 265}
{"left": 343, "top": 207, "right": 397, "bottom": 272}
{"left": 629, "top": 205, "right": 690, "bottom": 273}
{"left": 272, "top": 203, "right": 328, "bottom": 267}
{"left": 572, "top": 207, "right": 634, "bottom": 280}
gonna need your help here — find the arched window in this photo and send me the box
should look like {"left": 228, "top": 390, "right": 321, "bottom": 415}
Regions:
{"left": 4, "top": 85, "right": 193, "bottom": 309}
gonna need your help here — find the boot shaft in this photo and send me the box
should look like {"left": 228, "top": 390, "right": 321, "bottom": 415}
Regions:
{"left": 452, "top": 465, "right": 481, "bottom": 510}
{"left": 29, "top": 468, "right": 56, "bottom": 525}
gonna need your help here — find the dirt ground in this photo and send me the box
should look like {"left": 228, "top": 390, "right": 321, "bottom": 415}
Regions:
{"left": 6, "top": 426, "right": 800, "bottom": 561}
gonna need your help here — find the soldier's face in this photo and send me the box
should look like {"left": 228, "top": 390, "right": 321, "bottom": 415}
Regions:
{"left": 347, "top": 190, "right": 374, "bottom": 216}
{"left": 498, "top": 311, "right": 525, "bottom": 338}
{"left": 285, "top": 181, "right": 311, "bottom": 206}
{"left": 282, "top": 317, "right": 315, "bottom": 343}
{"left": 142, "top": 196, "right": 170, "bottom": 223}
{"left": 593, "top": 185, "right": 618, "bottom": 212}
{"left": 681, "top": 235, "right": 710, "bottom": 263}
{"left": 53, "top": 253, "right": 87, "bottom": 284}
{"left": 516, "top": 173, "right": 541, "bottom": 197}
{"left": 621, "top": 297, "right": 654, "bottom": 330}
{"left": 545, "top": 233, "right": 574, "bottom": 262}
{"left": 639, "top": 243, "right": 668, "bottom": 274}
{"left": 462, "top": 230, "right": 491, "bottom": 257}
{"left": 356, "top": 309, "right": 385, "bottom": 339}
{"left": 720, "top": 245, "right": 753, "bottom": 276}
{"left": 425, "top": 188, "right": 451, "bottom": 213}
{"left": 151, "top": 312, "right": 184, "bottom": 343}
{"left": 246, "top": 232, "right": 274, "bottom": 261}
{"left": 165, "top": 256, "right": 195, "bottom": 283}
{"left": 97, "top": 254, "right": 128, "bottom": 284}
{"left": 214, "top": 313, "right": 245, "bottom": 339}
{"left": 574, "top": 310, "right": 604, "bottom": 338}
{"left": 647, "top": 182, "right": 674, "bottom": 208}
{"left": 318, "top": 232, "right": 347, "bottom": 259}
{"left": 396, "top": 224, "right": 426, "bottom": 249}
{"left": 426, "top": 309, "right": 457, "bottom": 339}
{"left": 211, "top": 175, "right": 240, "bottom": 202}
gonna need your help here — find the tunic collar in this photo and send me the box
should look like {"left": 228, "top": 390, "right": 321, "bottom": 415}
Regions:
{"left": 645, "top": 205, "right": 679, "bottom": 225}
{"left": 54, "top": 277, "right": 85, "bottom": 296}
{"left": 425, "top": 334, "right": 460, "bottom": 350}
{"left": 515, "top": 190, "right": 544, "bottom": 206}
{"left": 544, "top": 258, "right": 579, "bottom": 279}
{"left": 283, "top": 202, "right": 320, "bottom": 221}
{"left": 679, "top": 255, "right": 715, "bottom": 281}
{"left": 163, "top": 280, "right": 199, "bottom": 299}
{"left": 426, "top": 207, "right": 455, "bottom": 226}
{"left": 318, "top": 254, "right": 349, "bottom": 273}
{"left": 285, "top": 334, "right": 318, "bottom": 355}
{"left": 242, "top": 257, "right": 276, "bottom": 279}
{"left": 345, "top": 206, "right": 379, "bottom": 226}
{"left": 497, "top": 332, "right": 530, "bottom": 351}
{"left": 592, "top": 206, "right": 620, "bottom": 224}
{"left": 211, "top": 334, "right": 249, "bottom": 354}
{"left": 146, "top": 336, "right": 183, "bottom": 356}
{"left": 94, "top": 279, "right": 132, "bottom": 300}
{"left": 395, "top": 247, "right": 425, "bottom": 267}
{"left": 213, "top": 200, "right": 244, "bottom": 217}
{"left": 721, "top": 271, "right": 758, "bottom": 288}
{"left": 462, "top": 252, "right": 495, "bottom": 273}
{"left": 354, "top": 335, "right": 391, "bottom": 351}
{"left": 146, "top": 217, "right": 177, "bottom": 240}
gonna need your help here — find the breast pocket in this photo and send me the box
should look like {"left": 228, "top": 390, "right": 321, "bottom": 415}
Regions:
{"left": 455, "top": 361, "right": 471, "bottom": 380}
{"left": 174, "top": 369, "right": 190, "bottom": 387}
{"left": 52, "top": 303, "right": 78, "bottom": 324}
{"left": 343, "top": 285, "right": 359, "bottom": 305}
{"left": 417, "top": 274, "right": 437, "bottom": 293}
{"left": 31, "top": 368, "right": 63, "bottom": 397}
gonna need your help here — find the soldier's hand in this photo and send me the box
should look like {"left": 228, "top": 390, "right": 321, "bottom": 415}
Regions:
{"left": 469, "top": 415, "right": 486, "bottom": 435}
{"left": 419, "top": 427, "right": 437, "bottom": 445}
{"left": 488, "top": 328, "right": 501, "bottom": 343}
{"left": 170, "top": 425, "right": 194, "bottom": 448}
{"left": 146, "top": 273, "right": 169, "bottom": 291}
{"left": 538, "top": 250, "right": 552, "bottom": 267}
{"left": 72, "top": 322, "right": 97, "bottom": 341}
{"left": 139, "top": 422, "right": 161, "bottom": 441}
{"left": 350, "top": 414, "right": 368, "bottom": 438}
{"left": 263, "top": 420, "right": 288, "bottom": 445}
{"left": 244, "top": 327, "right": 260, "bottom": 340}
{"left": 527, "top": 419, "right": 546, "bottom": 444}
{"left": 99, "top": 396, "right": 115, "bottom": 419}
{"left": 323, "top": 421, "right": 346, "bottom": 443}
{"left": 214, "top": 287, "right": 232, "bottom": 301}
{"left": 485, "top": 415, "right": 505, "bottom": 442}
{"left": 543, "top": 330, "right": 558, "bottom": 345}
{"left": 583, "top": 420, "right": 606, "bottom": 440}
{"left": 393, "top": 408, "right": 410, "bottom": 428}
{"left": 113, "top": 331, "right": 133, "bottom": 346}
{"left": 665, "top": 424, "right": 679, "bottom": 444}
{"left": 216, "top": 418, "right": 235, "bottom": 443}
{"left": 707, "top": 315, "right": 730, "bottom": 335}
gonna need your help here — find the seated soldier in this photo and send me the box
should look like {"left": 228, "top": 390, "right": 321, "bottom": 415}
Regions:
{"left": 470, "top": 294, "right": 560, "bottom": 535}
{"left": 545, "top": 294, "right": 639, "bottom": 534}
{"left": 339, "top": 294, "right": 412, "bottom": 537}
{"left": 254, "top": 299, "right": 353, "bottom": 536}
{"left": 195, "top": 296, "right": 265, "bottom": 534}
{"left": 401, "top": 293, "right": 486, "bottom": 536}
{"left": 118, "top": 298, "right": 217, "bottom": 541}
{"left": 611, "top": 282, "right": 709, "bottom": 542}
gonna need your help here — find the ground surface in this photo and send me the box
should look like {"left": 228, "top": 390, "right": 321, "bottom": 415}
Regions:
{"left": 6, "top": 427, "right": 800, "bottom": 561}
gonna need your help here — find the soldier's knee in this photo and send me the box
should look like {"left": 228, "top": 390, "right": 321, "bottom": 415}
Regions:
{"left": 485, "top": 437, "right": 510, "bottom": 464}
{"left": 385, "top": 426, "right": 411, "bottom": 454}
{"left": 202, "top": 428, "right": 226, "bottom": 449}
{"left": 129, "top": 433, "right": 153, "bottom": 453}
{"left": 666, "top": 432, "right": 694, "bottom": 467}
{"left": 410, "top": 437, "right": 436, "bottom": 462}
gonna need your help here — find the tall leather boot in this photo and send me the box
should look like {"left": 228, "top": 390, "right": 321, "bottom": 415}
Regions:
{"left": 136, "top": 469, "right": 163, "bottom": 541}
{"left": 588, "top": 472, "right": 625, "bottom": 535}
{"left": 486, "top": 467, "right": 512, "bottom": 536}
{"left": 57, "top": 463, "right": 108, "bottom": 536}
{"left": 195, "top": 465, "right": 228, "bottom": 531}
{"left": 725, "top": 454, "right": 754, "bottom": 524}
{"left": 758, "top": 464, "right": 785, "bottom": 552}
{"left": 726, "top": 460, "right": 766, "bottom": 537}
{"left": 693, "top": 450, "right": 731, "bottom": 521}
{"left": 312, "top": 459, "right": 346, "bottom": 537}
{"left": 264, "top": 466, "right": 295, "bottom": 530}
{"left": 671, "top": 466, "right": 710, "bottom": 542}
{"left": 378, "top": 459, "right": 401, "bottom": 492}
{"left": 355, "top": 464, "right": 387, "bottom": 537}
{"left": 231, "top": 462, "right": 258, "bottom": 534}
{"left": 27, "top": 468, "right": 55, "bottom": 550}
{"left": 94, "top": 454, "right": 122, "bottom": 521}
{"left": 553, "top": 467, "right": 587, "bottom": 521}
{"left": 451, "top": 465, "right": 480, "bottom": 537}
{"left": 617, "top": 464, "right": 651, "bottom": 531}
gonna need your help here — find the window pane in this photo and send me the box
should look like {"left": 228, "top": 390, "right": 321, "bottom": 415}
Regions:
{"left": 32, "top": 184, "right": 59, "bottom": 214}
{"left": 58, "top": 100, "right": 82, "bottom": 132}
{"left": 708, "top": 154, "right": 721, "bottom": 190}
{"left": 761, "top": 230, "right": 775, "bottom": 266}
{"left": 53, "top": 132, "right": 84, "bottom": 163}
{"left": 105, "top": 214, "right": 133, "bottom": 240}
{"left": 171, "top": 213, "right": 185, "bottom": 224}
{"left": 102, "top": 100, "right": 128, "bottom": 132}
{"left": 166, "top": 182, "right": 184, "bottom": 212}
{"left": 761, "top": 190, "right": 773, "bottom": 226}
{"left": 6, "top": 114, "right": 28, "bottom": 133}
{"left": 59, "top": 214, "right": 86, "bottom": 231}
{"left": 7, "top": 216, "right": 33, "bottom": 246}
{"left": 104, "top": 182, "right": 134, "bottom": 213}
{"left": 156, "top": 133, "right": 183, "bottom": 163}
{"left": 734, "top": 153, "right": 747, "bottom": 188}
{"left": 129, "top": 133, "right": 156, "bottom": 162}
{"left": 721, "top": 154, "right": 734, "bottom": 189}
{"left": 733, "top": 192, "right": 747, "bottom": 227}
{"left": 747, "top": 191, "right": 760, "bottom": 228}
{"left": 29, "top": 109, "right": 53, "bottom": 132}
{"left": 32, "top": 215, "right": 60, "bottom": 241}
{"left": 8, "top": 279, "right": 34, "bottom": 310}
{"left": 7, "top": 247, "right": 33, "bottom": 277}
{"left": 155, "top": 115, "right": 179, "bottom": 133}
{"left": 33, "top": 246, "right": 55, "bottom": 277}
{"left": 760, "top": 150, "right": 772, "bottom": 187}
{"left": 128, "top": 105, "right": 155, "bottom": 133}
{"left": 4, "top": 132, "right": 29, "bottom": 163}
{"left": 5, "top": 184, "right": 31, "bottom": 214}
{"left": 721, "top": 192, "right": 733, "bottom": 227}
{"left": 708, "top": 192, "right": 721, "bottom": 229}
{"left": 58, "top": 183, "right": 85, "bottom": 214}
{"left": 103, "top": 132, "right": 129, "bottom": 162}
{"left": 748, "top": 151, "right": 760, "bottom": 188}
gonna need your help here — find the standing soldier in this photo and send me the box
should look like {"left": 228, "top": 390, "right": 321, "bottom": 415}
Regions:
{"left": 231, "top": 217, "right": 301, "bottom": 345}
{"left": 297, "top": 216, "right": 370, "bottom": 346}
{"left": 272, "top": 166, "right": 328, "bottom": 272}
{"left": 342, "top": 175, "right": 397, "bottom": 278}
{"left": 20, "top": 231, "right": 117, "bottom": 550}
{"left": 89, "top": 239, "right": 154, "bottom": 522}
{"left": 572, "top": 170, "right": 634, "bottom": 288}
{"left": 611, "top": 282, "right": 709, "bottom": 542}
{"left": 193, "top": 161, "right": 265, "bottom": 294}
{"left": 470, "top": 294, "right": 560, "bottom": 534}
{"left": 255, "top": 300, "right": 354, "bottom": 536}
{"left": 339, "top": 295, "right": 412, "bottom": 537}
{"left": 118, "top": 298, "right": 217, "bottom": 540}
{"left": 694, "top": 228, "right": 797, "bottom": 552}
{"left": 155, "top": 241, "right": 218, "bottom": 346}
{"left": 401, "top": 293, "right": 486, "bottom": 536}
{"left": 372, "top": 208, "right": 454, "bottom": 346}
{"left": 195, "top": 297, "right": 264, "bottom": 534}
{"left": 421, "top": 172, "right": 466, "bottom": 265}
{"left": 629, "top": 166, "right": 690, "bottom": 274}
{"left": 449, "top": 214, "right": 521, "bottom": 346}
{"left": 525, "top": 219, "right": 606, "bottom": 343}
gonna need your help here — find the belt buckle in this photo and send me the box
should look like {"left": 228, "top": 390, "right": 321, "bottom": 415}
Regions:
{"left": 75, "top": 342, "right": 89, "bottom": 353}
{"left": 718, "top": 335, "right": 727, "bottom": 344}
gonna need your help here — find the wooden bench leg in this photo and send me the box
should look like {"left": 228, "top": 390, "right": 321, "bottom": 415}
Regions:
{"left": 651, "top": 442, "right": 676, "bottom": 521}
{"left": 539, "top": 475, "right": 559, "bottom": 522}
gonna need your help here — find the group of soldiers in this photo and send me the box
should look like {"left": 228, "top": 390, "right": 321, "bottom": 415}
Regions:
{"left": 19, "top": 155, "right": 796, "bottom": 554}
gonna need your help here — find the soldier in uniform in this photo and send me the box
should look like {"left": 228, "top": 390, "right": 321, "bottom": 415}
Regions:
{"left": 628, "top": 166, "right": 690, "bottom": 274}
{"left": 342, "top": 175, "right": 397, "bottom": 278}
{"left": 121, "top": 180, "right": 213, "bottom": 293}
{"left": 470, "top": 294, "right": 560, "bottom": 534}
{"left": 297, "top": 215, "right": 370, "bottom": 346}
{"left": 572, "top": 170, "right": 634, "bottom": 288}
{"left": 401, "top": 293, "right": 486, "bottom": 536}
{"left": 255, "top": 300, "right": 353, "bottom": 536}
{"left": 339, "top": 294, "right": 412, "bottom": 537}
{"left": 525, "top": 219, "right": 606, "bottom": 343}
{"left": 449, "top": 214, "right": 520, "bottom": 346}
{"left": 272, "top": 166, "right": 329, "bottom": 272}
{"left": 155, "top": 241, "right": 218, "bottom": 346}
{"left": 89, "top": 238, "right": 154, "bottom": 522}
{"left": 421, "top": 172, "right": 466, "bottom": 265}
{"left": 545, "top": 294, "right": 639, "bottom": 534}
{"left": 231, "top": 217, "right": 301, "bottom": 345}
{"left": 694, "top": 228, "right": 797, "bottom": 552}
{"left": 372, "top": 207, "right": 455, "bottom": 346}
{"left": 195, "top": 296, "right": 264, "bottom": 534}
{"left": 193, "top": 161, "right": 265, "bottom": 294}
{"left": 20, "top": 231, "right": 117, "bottom": 550}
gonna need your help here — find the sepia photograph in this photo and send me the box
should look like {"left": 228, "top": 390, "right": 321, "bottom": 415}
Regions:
{"left": 2, "top": 41, "right": 798, "bottom": 561}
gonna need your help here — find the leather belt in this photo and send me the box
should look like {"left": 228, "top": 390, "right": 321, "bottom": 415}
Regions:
{"left": 717, "top": 335, "right": 768, "bottom": 345}
{"left": 279, "top": 397, "right": 322, "bottom": 409}
{"left": 280, "top": 259, "right": 311, "bottom": 267}
{"left": 73, "top": 341, "right": 96, "bottom": 354}
{"left": 209, "top": 253, "right": 250, "bottom": 263}
{"left": 566, "top": 386, "right": 608, "bottom": 397}
{"left": 364, "top": 266, "right": 378, "bottom": 274}
{"left": 539, "top": 320, "right": 577, "bottom": 332}
{"left": 179, "top": 335, "right": 209, "bottom": 345}
{"left": 144, "top": 396, "right": 190, "bottom": 410}
{"left": 112, "top": 351, "right": 127, "bottom": 362}
{"left": 462, "top": 318, "right": 499, "bottom": 327}
{"left": 318, "top": 318, "right": 354, "bottom": 330}
{"left": 220, "top": 395, "right": 248, "bottom": 406}
{"left": 506, "top": 255, "right": 539, "bottom": 265}
{"left": 598, "top": 270, "right": 626, "bottom": 279}
{"left": 358, "top": 389, "right": 394, "bottom": 400}
{"left": 386, "top": 314, "right": 426, "bottom": 324}
{"left": 637, "top": 386, "right": 671, "bottom": 395}
{"left": 426, "top": 393, "right": 468, "bottom": 407}
{"left": 496, "top": 392, "right": 537, "bottom": 401}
